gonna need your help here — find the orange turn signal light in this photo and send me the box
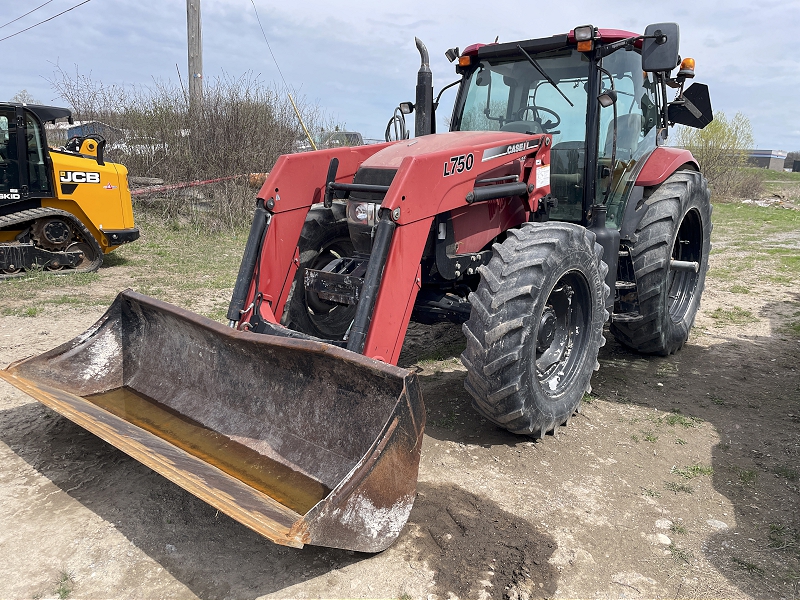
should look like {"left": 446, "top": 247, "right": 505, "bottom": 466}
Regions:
{"left": 577, "top": 40, "right": 593, "bottom": 52}
{"left": 458, "top": 55, "right": 472, "bottom": 67}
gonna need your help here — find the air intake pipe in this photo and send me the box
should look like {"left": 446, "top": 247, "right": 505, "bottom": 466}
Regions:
{"left": 414, "top": 37, "right": 434, "bottom": 137}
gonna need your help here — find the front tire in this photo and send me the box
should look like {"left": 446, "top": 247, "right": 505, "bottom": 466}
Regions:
{"left": 461, "top": 222, "right": 609, "bottom": 437}
{"left": 610, "top": 171, "right": 712, "bottom": 355}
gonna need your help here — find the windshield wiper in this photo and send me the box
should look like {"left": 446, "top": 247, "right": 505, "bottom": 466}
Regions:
{"left": 515, "top": 44, "right": 574, "bottom": 108}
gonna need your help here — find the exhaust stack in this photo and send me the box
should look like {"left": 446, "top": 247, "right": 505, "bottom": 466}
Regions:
{"left": 414, "top": 37, "right": 434, "bottom": 137}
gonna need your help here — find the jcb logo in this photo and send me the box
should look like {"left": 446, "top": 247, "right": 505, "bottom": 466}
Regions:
{"left": 60, "top": 171, "right": 101, "bottom": 184}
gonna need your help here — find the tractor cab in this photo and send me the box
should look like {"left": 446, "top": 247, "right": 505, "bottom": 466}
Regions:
{"left": 449, "top": 34, "right": 660, "bottom": 227}
{"left": 392, "top": 25, "right": 713, "bottom": 229}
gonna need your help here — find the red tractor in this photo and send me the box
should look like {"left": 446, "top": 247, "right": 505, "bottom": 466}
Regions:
{"left": 3, "top": 23, "right": 714, "bottom": 552}
{"left": 228, "top": 22, "right": 713, "bottom": 436}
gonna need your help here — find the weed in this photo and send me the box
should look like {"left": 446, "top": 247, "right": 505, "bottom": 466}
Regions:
{"left": 710, "top": 306, "right": 754, "bottom": 326}
{"left": 774, "top": 466, "right": 799, "bottom": 481}
{"left": 662, "top": 413, "right": 702, "bottom": 428}
{"left": 643, "top": 431, "right": 658, "bottom": 443}
{"left": 711, "top": 397, "right": 727, "bottom": 406}
{"left": 1, "top": 305, "right": 43, "bottom": 317}
{"left": 631, "top": 434, "right": 640, "bottom": 443}
{"left": 641, "top": 487, "right": 661, "bottom": 498}
{"left": 768, "top": 523, "right": 799, "bottom": 551}
{"left": 399, "top": 594, "right": 413, "bottom": 600}
{"left": 669, "top": 543, "right": 693, "bottom": 564}
{"left": 54, "top": 570, "right": 74, "bottom": 599}
{"left": 670, "top": 522, "right": 687, "bottom": 535}
{"left": 718, "top": 442, "right": 731, "bottom": 451}
{"left": 431, "top": 410, "right": 459, "bottom": 431}
{"left": 664, "top": 481, "right": 694, "bottom": 494}
{"left": 731, "top": 556, "right": 764, "bottom": 576}
{"left": 729, "top": 284, "right": 750, "bottom": 294}
{"left": 739, "top": 469, "right": 758, "bottom": 486}
{"left": 655, "top": 363, "right": 678, "bottom": 377}
{"left": 671, "top": 464, "right": 713, "bottom": 479}
{"left": 675, "top": 438, "right": 687, "bottom": 445}
{"left": 581, "top": 392, "right": 593, "bottom": 405}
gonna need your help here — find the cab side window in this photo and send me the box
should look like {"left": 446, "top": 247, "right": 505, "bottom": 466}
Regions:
{"left": 0, "top": 110, "right": 20, "bottom": 194}
{"left": 25, "top": 112, "right": 51, "bottom": 196}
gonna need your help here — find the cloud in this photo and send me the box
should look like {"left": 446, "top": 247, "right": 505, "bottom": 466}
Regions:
{"left": 2, "top": 0, "right": 798, "bottom": 148}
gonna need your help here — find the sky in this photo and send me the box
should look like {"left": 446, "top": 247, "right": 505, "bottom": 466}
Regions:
{"left": 2, "top": 0, "right": 799, "bottom": 151}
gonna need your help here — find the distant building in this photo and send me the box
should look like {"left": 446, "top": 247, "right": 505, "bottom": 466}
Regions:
{"left": 747, "top": 149, "right": 787, "bottom": 171}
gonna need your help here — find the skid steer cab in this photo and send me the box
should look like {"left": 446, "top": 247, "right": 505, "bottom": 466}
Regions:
{"left": 3, "top": 23, "right": 713, "bottom": 553}
{"left": 0, "top": 103, "right": 138, "bottom": 276}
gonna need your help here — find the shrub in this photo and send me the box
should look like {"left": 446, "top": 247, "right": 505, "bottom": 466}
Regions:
{"left": 47, "top": 66, "right": 340, "bottom": 228}
{"left": 674, "top": 111, "right": 763, "bottom": 200}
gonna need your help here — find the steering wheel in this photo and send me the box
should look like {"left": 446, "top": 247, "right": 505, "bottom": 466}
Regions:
{"left": 513, "top": 105, "right": 561, "bottom": 130}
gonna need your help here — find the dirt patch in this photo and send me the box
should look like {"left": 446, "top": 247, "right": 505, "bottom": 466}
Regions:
{"left": 0, "top": 201, "right": 798, "bottom": 599}
{"left": 405, "top": 482, "right": 558, "bottom": 599}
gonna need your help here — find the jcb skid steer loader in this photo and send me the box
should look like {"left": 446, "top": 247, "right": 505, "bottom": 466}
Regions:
{"left": 0, "top": 103, "right": 138, "bottom": 275}
{"left": 1, "top": 24, "right": 713, "bottom": 552}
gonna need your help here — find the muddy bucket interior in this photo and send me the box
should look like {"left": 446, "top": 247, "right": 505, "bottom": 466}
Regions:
{"left": 0, "top": 290, "right": 425, "bottom": 552}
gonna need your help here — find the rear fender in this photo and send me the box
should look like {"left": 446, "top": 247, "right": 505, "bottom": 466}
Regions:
{"left": 635, "top": 146, "right": 698, "bottom": 187}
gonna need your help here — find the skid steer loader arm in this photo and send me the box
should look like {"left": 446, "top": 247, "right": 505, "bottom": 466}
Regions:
{"left": 0, "top": 290, "right": 425, "bottom": 552}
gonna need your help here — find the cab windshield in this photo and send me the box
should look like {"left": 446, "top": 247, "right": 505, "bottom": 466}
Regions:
{"left": 452, "top": 48, "right": 592, "bottom": 220}
{"left": 452, "top": 48, "right": 591, "bottom": 145}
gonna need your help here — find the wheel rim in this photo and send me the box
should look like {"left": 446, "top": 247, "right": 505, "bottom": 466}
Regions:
{"left": 535, "top": 270, "right": 593, "bottom": 397}
{"left": 668, "top": 209, "right": 702, "bottom": 323}
{"left": 303, "top": 237, "right": 357, "bottom": 335}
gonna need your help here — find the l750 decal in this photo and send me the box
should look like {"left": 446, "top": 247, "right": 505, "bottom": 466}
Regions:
{"left": 443, "top": 153, "right": 474, "bottom": 177}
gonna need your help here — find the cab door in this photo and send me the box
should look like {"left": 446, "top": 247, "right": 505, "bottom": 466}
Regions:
{"left": 0, "top": 107, "right": 23, "bottom": 204}
{"left": 20, "top": 107, "right": 54, "bottom": 199}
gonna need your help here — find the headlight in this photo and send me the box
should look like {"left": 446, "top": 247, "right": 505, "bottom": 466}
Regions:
{"left": 347, "top": 201, "right": 378, "bottom": 226}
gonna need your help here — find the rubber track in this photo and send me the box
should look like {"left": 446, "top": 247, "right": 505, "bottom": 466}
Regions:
{"left": 461, "top": 222, "right": 609, "bottom": 437}
{"left": 610, "top": 171, "right": 712, "bottom": 355}
{"left": 0, "top": 207, "right": 103, "bottom": 279}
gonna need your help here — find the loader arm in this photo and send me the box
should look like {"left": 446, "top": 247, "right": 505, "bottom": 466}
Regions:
{"left": 238, "top": 131, "right": 553, "bottom": 364}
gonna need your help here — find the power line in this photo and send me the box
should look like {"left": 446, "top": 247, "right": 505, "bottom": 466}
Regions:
{"left": 249, "top": 0, "right": 289, "bottom": 90}
{"left": 0, "top": 0, "right": 92, "bottom": 43}
{"left": 0, "top": 0, "right": 56, "bottom": 30}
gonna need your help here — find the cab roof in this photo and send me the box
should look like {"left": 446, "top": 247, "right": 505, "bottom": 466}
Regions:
{"left": 465, "top": 28, "right": 640, "bottom": 59}
{"left": 1, "top": 103, "right": 73, "bottom": 124}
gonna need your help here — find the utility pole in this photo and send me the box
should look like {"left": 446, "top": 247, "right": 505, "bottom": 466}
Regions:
{"left": 186, "top": 0, "right": 203, "bottom": 109}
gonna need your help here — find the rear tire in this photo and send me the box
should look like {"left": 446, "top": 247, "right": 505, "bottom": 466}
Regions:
{"left": 461, "top": 222, "right": 609, "bottom": 437}
{"left": 610, "top": 171, "right": 712, "bottom": 355}
{"left": 281, "top": 204, "right": 356, "bottom": 340}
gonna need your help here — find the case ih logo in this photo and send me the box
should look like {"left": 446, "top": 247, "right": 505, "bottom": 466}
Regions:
{"left": 60, "top": 171, "right": 101, "bottom": 184}
{"left": 481, "top": 139, "right": 540, "bottom": 162}
{"left": 0, "top": 193, "right": 21, "bottom": 200}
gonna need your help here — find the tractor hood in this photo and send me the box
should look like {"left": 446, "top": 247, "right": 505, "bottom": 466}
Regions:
{"left": 360, "top": 131, "right": 544, "bottom": 170}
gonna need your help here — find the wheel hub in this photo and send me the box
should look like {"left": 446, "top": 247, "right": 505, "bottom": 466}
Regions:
{"left": 537, "top": 308, "right": 557, "bottom": 352}
{"left": 32, "top": 218, "right": 73, "bottom": 250}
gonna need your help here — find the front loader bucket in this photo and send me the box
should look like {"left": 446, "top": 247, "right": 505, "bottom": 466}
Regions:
{"left": 0, "top": 290, "right": 425, "bottom": 552}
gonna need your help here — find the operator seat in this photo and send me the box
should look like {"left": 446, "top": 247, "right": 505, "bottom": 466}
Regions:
{"left": 604, "top": 113, "right": 644, "bottom": 162}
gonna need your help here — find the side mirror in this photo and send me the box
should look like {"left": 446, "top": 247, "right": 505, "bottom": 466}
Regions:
{"left": 475, "top": 69, "right": 490, "bottom": 87}
{"left": 399, "top": 102, "right": 415, "bottom": 115}
{"left": 668, "top": 82, "right": 713, "bottom": 129}
{"left": 444, "top": 47, "right": 460, "bottom": 63}
{"left": 642, "top": 22, "right": 679, "bottom": 72}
